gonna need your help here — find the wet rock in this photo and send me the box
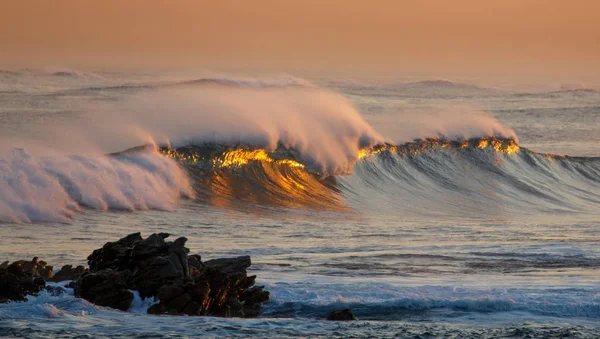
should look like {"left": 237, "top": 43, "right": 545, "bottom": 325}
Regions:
{"left": 327, "top": 309, "right": 357, "bottom": 321}
{"left": 76, "top": 232, "right": 269, "bottom": 317}
{"left": 0, "top": 270, "right": 26, "bottom": 302}
{"left": 187, "top": 254, "right": 206, "bottom": 279}
{"left": 74, "top": 269, "right": 134, "bottom": 311}
{"left": 0, "top": 258, "right": 51, "bottom": 303}
{"left": 49, "top": 265, "right": 87, "bottom": 282}
{"left": 8, "top": 257, "right": 54, "bottom": 280}
{"left": 239, "top": 285, "right": 270, "bottom": 306}
{"left": 87, "top": 232, "right": 143, "bottom": 272}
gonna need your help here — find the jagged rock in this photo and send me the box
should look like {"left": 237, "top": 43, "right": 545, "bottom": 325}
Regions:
{"left": 87, "top": 232, "right": 143, "bottom": 272}
{"left": 239, "top": 285, "right": 270, "bottom": 305}
{"left": 0, "top": 270, "right": 26, "bottom": 302}
{"left": 9, "top": 257, "right": 54, "bottom": 280}
{"left": 225, "top": 296, "right": 245, "bottom": 317}
{"left": 187, "top": 254, "right": 206, "bottom": 279}
{"left": 327, "top": 308, "right": 357, "bottom": 321}
{"left": 0, "top": 258, "right": 50, "bottom": 303}
{"left": 74, "top": 269, "right": 134, "bottom": 311}
{"left": 0, "top": 233, "right": 269, "bottom": 315}
{"left": 49, "top": 265, "right": 87, "bottom": 282}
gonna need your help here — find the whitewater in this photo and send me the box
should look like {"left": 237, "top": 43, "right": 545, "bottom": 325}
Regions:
{"left": 1, "top": 70, "right": 599, "bottom": 338}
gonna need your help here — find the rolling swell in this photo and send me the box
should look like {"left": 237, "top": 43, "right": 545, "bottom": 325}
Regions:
{"left": 161, "top": 137, "right": 600, "bottom": 218}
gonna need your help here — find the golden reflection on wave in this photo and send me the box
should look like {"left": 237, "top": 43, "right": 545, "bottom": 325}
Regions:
{"left": 159, "top": 137, "right": 521, "bottom": 211}
{"left": 357, "top": 136, "right": 520, "bottom": 160}
{"left": 160, "top": 148, "right": 305, "bottom": 169}
{"left": 203, "top": 162, "right": 345, "bottom": 211}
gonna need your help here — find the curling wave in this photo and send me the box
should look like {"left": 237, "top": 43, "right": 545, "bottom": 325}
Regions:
{"left": 156, "top": 137, "right": 600, "bottom": 218}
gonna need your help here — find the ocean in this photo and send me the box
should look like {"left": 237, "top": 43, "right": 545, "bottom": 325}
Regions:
{"left": 0, "top": 69, "right": 599, "bottom": 338}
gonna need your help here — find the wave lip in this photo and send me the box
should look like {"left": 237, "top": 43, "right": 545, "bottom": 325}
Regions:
{"left": 155, "top": 134, "right": 600, "bottom": 216}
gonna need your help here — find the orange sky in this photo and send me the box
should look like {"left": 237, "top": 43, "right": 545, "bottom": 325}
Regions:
{"left": 1, "top": 0, "right": 598, "bottom": 82}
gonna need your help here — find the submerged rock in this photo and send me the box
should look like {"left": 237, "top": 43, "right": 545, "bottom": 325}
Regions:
{"left": 327, "top": 309, "right": 357, "bottom": 321}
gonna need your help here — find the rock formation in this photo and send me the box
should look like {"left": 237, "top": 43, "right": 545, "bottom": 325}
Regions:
{"left": 0, "top": 257, "right": 52, "bottom": 303}
{"left": 77, "top": 232, "right": 270, "bottom": 316}
{"left": 49, "top": 264, "right": 87, "bottom": 282}
{"left": 1, "top": 232, "right": 270, "bottom": 318}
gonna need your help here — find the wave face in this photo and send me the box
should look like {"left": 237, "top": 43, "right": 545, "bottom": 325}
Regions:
{"left": 156, "top": 137, "right": 600, "bottom": 219}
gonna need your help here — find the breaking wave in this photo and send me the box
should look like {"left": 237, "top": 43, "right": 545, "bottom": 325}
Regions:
{"left": 0, "top": 149, "right": 194, "bottom": 223}
{"left": 1, "top": 74, "right": 599, "bottom": 223}
{"left": 147, "top": 136, "right": 600, "bottom": 218}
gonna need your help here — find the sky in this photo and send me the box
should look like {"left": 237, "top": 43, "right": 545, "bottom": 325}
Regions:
{"left": 1, "top": 0, "right": 598, "bottom": 83}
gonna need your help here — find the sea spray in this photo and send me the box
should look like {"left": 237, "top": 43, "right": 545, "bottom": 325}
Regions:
{"left": 0, "top": 149, "right": 194, "bottom": 223}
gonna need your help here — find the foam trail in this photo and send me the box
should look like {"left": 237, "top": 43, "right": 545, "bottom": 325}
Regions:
{"left": 0, "top": 149, "right": 194, "bottom": 223}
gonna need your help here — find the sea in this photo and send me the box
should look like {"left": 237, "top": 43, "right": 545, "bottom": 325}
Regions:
{"left": 0, "top": 69, "right": 599, "bottom": 338}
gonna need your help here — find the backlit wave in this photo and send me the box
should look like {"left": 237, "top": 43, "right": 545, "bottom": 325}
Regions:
{"left": 156, "top": 137, "right": 599, "bottom": 217}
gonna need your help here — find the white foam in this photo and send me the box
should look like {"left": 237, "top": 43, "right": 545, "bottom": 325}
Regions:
{"left": 0, "top": 149, "right": 194, "bottom": 223}
{"left": 129, "top": 290, "right": 158, "bottom": 313}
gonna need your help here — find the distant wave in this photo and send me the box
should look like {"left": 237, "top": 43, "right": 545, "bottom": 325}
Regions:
{"left": 30, "top": 75, "right": 314, "bottom": 97}
{"left": 179, "top": 76, "right": 313, "bottom": 88}
{"left": 330, "top": 79, "right": 496, "bottom": 98}
{"left": 0, "top": 68, "right": 104, "bottom": 79}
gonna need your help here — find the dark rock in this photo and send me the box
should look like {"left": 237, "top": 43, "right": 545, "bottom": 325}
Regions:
{"left": 187, "top": 254, "right": 206, "bottom": 279}
{"left": 205, "top": 256, "right": 251, "bottom": 286}
{"left": 181, "top": 300, "right": 203, "bottom": 316}
{"left": 225, "top": 296, "right": 245, "bottom": 317}
{"left": 168, "top": 237, "right": 190, "bottom": 280}
{"left": 156, "top": 283, "right": 185, "bottom": 304}
{"left": 327, "top": 308, "right": 357, "bottom": 321}
{"left": 239, "top": 286, "right": 270, "bottom": 305}
{"left": 7, "top": 257, "right": 54, "bottom": 280}
{"left": 184, "top": 281, "right": 211, "bottom": 314}
{"left": 87, "top": 232, "right": 143, "bottom": 272}
{"left": 74, "top": 269, "right": 133, "bottom": 311}
{"left": 0, "top": 270, "right": 26, "bottom": 302}
{"left": 49, "top": 265, "right": 87, "bottom": 282}
{"left": 0, "top": 258, "right": 51, "bottom": 303}
{"left": 53, "top": 232, "right": 269, "bottom": 317}
{"left": 130, "top": 233, "right": 169, "bottom": 259}
{"left": 147, "top": 303, "right": 164, "bottom": 315}
{"left": 165, "top": 293, "right": 192, "bottom": 313}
